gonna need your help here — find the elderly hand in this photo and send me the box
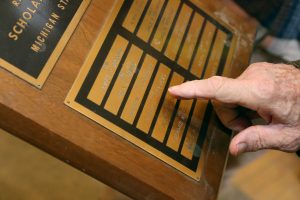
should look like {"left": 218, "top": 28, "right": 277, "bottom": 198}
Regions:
{"left": 168, "top": 62, "right": 300, "bottom": 156}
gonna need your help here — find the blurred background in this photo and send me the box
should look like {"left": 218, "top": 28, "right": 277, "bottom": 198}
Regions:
{"left": 1, "top": 0, "right": 300, "bottom": 199}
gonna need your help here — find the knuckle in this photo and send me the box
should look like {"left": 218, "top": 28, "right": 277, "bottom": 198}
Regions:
{"left": 252, "top": 127, "right": 266, "bottom": 151}
{"left": 209, "top": 76, "right": 224, "bottom": 86}
{"left": 246, "top": 62, "right": 271, "bottom": 75}
{"left": 208, "top": 76, "right": 224, "bottom": 95}
{"left": 253, "top": 79, "right": 276, "bottom": 101}
{"left": 277, "top": 129, "right": 300, "bottom": 152}
{"left": 192, "top": 80, "right": 201, "bottom": 97}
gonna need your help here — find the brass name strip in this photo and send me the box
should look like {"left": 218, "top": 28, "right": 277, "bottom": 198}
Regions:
{"left": 104, "top": 44, "right": 143, "bottom": 114}
{"left": 151, "top": 72, "right": 184, "bottom": 142}
{"left": 137, "top": 0, "right": 165, "bottom": 42}
{"left": 123, "top": 0, "right": 148, "bottom": 33}
{"left": 164, "top": 4, "right": 192, "bottom": 60}
{"left": 177, "top": 13, "right": 204, "bottom": 70}
{"left": 167, "top": 99, "right": 194, "bottom": 151}
{"left": 203, "top": 30, "right": 227, "bottom": 78}
{"left": 190, "top": 22, "right": 216, "bottom": 78}
{"left": 181, "top": 100, "right": 208, "bottom": 159}
{"left": 121, "top": 55, "right": 157, "bottom": 124}
{"left": 136, "top": 64, "right": 170, "bottom": 133}
{"left": 87, "top": 35, "right": 128, "bottom": 105}
{"left": 151, "top": 0, "right": 180, "bottom": 52}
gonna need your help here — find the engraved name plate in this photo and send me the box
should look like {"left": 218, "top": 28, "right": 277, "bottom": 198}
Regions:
{"left": 0, "top": 0, "right": 90, "bottom": 88}
{"left": 66, "top": 0, "right": 237, "bottom": 180}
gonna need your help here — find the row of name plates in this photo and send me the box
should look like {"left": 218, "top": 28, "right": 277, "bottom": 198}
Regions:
{"left": 0, "top": 0, "right": 236, "bottom": 180}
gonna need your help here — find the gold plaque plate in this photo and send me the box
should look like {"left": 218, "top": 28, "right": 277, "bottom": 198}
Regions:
{"left": 0, "top": 0, "right": 90, "bottom": 88}
{"left": 66, "top": 0, "right": 237, "bottom": 180}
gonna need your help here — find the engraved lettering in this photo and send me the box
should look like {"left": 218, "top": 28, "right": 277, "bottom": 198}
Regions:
{"left": 31, "top": 13, "right": 60, "bottom": 53}
{"left": 8, "top": 0, "right": 44, "bottom": 41}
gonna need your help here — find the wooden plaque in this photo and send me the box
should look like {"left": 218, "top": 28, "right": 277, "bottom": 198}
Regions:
{"left": 0, "top": 0, "right": 256, "bottom": 199}
{"left": 0, "top": 0, "right": 90, "bottom": 88}
{"left": 66, "top": 0, "right": 237, "bottom": 180}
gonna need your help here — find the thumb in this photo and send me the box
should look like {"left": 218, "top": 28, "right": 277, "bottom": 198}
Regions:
{"left": 229, "top": 124, "right": 285, "bottom": 156}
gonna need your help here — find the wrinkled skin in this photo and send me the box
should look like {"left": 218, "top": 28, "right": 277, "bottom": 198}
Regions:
{"left": 168, "top": 62, "right": 300, "bottom": 156}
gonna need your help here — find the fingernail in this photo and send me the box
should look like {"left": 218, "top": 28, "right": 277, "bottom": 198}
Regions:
{"left": 236, "top": 142, "right": 248, "bottom": 155}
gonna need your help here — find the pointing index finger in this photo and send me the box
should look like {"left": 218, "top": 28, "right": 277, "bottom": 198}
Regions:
{"left": 168, "top": 76, "right": 258, "bottom": 110}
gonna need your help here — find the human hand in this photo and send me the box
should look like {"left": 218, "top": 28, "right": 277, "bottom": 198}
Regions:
{"left": 168, "top": 62, "right": 300, "bottom": 156}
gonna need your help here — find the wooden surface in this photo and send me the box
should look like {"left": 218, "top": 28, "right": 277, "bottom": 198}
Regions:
{"left": 0, "top": 128, "right": 130, "bottom": 200}
{"left": 0, "top": 0, "right": 256, "bottom": 199}
{"left": 232, "top": 151, "right": 300, "bottom": 200}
